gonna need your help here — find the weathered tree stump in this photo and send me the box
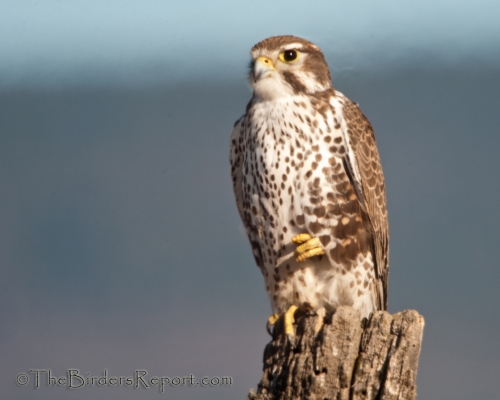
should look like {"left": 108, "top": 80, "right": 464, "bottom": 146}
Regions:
{"left": 247, "top": 306, "right": 424, "bottom": 400}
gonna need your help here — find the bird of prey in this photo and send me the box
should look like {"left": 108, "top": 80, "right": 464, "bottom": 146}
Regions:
{"left": 230, "top": 36, "right": 389, "bottom": 336}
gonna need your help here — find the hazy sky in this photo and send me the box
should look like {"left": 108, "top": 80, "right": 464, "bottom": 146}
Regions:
{"left": 1, "top": 2, "right": 500, "bottom": 400}
{"left": 2, "top": 0, "right": 500, "bottom": 87}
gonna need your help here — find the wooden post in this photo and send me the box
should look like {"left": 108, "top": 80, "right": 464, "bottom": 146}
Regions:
{"left": 247, "top": 306, "right": 424, "bottom": 400}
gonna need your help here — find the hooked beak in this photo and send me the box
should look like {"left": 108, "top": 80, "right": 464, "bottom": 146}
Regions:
{"left": 253, "top": 56, "right": 275, "bottom": 82}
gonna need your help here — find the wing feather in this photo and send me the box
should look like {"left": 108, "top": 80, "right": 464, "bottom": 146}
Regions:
{"left": 341, "top": 99, "right": 389, "bottom": 310}
{"left": 230, "top": 116, "right": 266, "bottom": 271}
{"left": 230, "top": 117, "right": 245, "bottom": 221}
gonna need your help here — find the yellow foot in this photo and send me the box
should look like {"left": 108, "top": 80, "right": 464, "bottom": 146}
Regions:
{"left": 284, "top": 305, "right": 298, "bottom": 346}
{"left": 292, "top": 233, "right": 325, "bottom": 262}
{"left": 266, "top": 313, "right": 280, "bottom": 335}
{"left": 314, "top": 307, "right": 326, "bottom": 333}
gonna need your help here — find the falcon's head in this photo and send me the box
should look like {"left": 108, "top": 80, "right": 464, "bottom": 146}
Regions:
{"left": 249, "top": 35, "right": 332, "bottom": 100}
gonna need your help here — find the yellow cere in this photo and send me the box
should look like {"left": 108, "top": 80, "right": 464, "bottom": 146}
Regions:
{"left": 256, "top": 56, "right": 275, "bottom": 68}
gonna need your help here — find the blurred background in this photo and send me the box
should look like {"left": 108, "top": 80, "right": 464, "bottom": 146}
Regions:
{"left": 1, "top": 1, "right": 499, "bottom": 399}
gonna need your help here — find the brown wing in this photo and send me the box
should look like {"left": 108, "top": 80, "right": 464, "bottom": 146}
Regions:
{"left": 230, "top": 117, "right": 245, "bottom": 221}
{"left": 342, "top": 99, "right": 389, "bottom": 310}
{"left": 230, "top": 116, "right": 266, "bottom": 271}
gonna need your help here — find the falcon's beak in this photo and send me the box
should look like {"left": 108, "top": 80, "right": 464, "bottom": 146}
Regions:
{"left": 253, "top": 56, "right": 275, "bottom": 82}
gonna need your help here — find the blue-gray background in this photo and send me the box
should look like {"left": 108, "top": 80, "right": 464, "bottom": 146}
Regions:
{"left": 1, "top": 1, "right": 499, "bottom": 399}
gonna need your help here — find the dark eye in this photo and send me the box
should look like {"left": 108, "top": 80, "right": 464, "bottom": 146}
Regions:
{"left": 283, "top": 50, "right": 297, "bottom": 62}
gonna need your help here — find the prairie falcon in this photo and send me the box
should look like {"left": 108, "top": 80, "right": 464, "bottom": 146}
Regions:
{"left": 230, "top": 36, "right": 389, "bottom": 330}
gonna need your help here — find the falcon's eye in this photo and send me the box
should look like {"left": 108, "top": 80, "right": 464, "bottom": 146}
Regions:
{"left": 279, "top": 49, "right": 299, "bottom": 63}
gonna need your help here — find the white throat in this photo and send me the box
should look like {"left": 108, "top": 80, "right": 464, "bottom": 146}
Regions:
{"left": 251, "top": 73, "right": 295, "bottom": 101}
